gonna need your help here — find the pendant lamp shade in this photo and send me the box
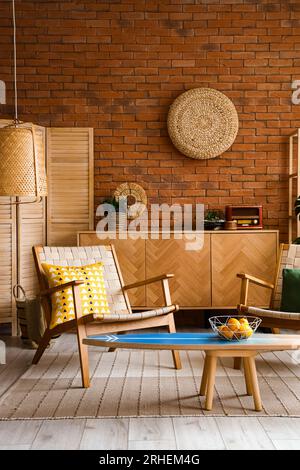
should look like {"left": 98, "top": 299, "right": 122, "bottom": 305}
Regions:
{"left": 0, "top": 124, "right": 47, "bottom": 197}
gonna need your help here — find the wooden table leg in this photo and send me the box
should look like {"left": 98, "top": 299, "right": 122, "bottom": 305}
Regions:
{"left": 205, "top": 354, "right": 218, "bottom": 411}
{"left": 200, "top": 354, "right": 210, "bottom": 396}
{"left": 245, "top": 355, "right": 262, "bottom": 411}
{"left": 243, "top": 357, "right": 252, "bottom": 396}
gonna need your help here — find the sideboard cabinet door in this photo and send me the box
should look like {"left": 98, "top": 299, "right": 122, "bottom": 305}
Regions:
{"left": 145, "top": 234, "right": 211, "bottom": 308}
{"left": 211, "top": 232, "right": 278, "bottom": 308}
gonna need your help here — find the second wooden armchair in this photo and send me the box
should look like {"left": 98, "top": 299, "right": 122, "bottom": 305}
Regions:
{"left": 235, "top": 243, "right": 300, "bottom": 369}
{"left": 237, "top": 244, "right": 300, "bottom": 332}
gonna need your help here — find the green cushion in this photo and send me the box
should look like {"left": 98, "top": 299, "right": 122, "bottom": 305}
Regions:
{"left": 280, "top": 268, "right": 300, "bottom": 312}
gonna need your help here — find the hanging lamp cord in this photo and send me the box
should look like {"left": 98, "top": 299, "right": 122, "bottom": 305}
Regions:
{"left": 12, "top": 0, "right": 18, "bottom": 124}
{"left": 0, "top": 0, "right": 41, "bottom": 205}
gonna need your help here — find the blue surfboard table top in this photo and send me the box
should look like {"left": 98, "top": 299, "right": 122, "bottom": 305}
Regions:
{"left": 83, "top": 332, "right": 300, "bottom": 351}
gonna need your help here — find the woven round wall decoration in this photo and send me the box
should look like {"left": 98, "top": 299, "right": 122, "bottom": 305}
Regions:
{"left": 167, "top": 88, "right": 239, "bottom": 160}
{"left": 114, "top": 182, "right": 147, "bottom": 220}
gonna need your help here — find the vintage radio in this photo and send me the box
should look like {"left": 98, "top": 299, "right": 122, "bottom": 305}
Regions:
{"left": 225, "top": 205, "right": 263, "bottom": 230}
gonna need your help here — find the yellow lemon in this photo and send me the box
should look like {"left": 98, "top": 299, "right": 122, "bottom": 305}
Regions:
{"left": 238, "top": 323, "right": 253, "bottom": 338}
{"left": 227, "top": 317, "right": 241, "bottom": 332}
{"left": 218, "top": 325, "right": 234, "bottom": 340}
{"left": 239, "top": 317, "right": 249, "bottom": 326}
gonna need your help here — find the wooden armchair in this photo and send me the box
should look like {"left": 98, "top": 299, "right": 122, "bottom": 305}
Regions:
{"left": 237, "top": 243, "right": 300, "bottom": 331}
{"left": 32, "top": 244, "right": 181, "bottom": 388}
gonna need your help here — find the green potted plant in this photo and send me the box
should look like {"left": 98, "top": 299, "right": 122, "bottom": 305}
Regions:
{"left": 204, "top": 209, "right": 225, "bottom": 231}
{"left": 102, "top": 196, "right": 127, "bottom": 231}
{"left": 102, "top": 196, "right": 120, "bottom": 211}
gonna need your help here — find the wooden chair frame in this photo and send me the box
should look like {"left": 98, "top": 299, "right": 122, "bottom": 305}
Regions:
{"left": 32, "top": 244, "right": 181, "bottom": 388}
{"left": 237, "top": 243, "right": 300, "bottom": 331}
{"left": 234, "top": 243, "right": 300, "bottom": 369}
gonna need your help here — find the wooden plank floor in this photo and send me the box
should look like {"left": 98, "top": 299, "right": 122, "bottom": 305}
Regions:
{"left": 1, "top": 331, "right": 300, "bottom": 450}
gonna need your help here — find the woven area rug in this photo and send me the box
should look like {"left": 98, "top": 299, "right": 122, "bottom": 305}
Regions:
{"left": 1, "top": 346, "right": 300, "bottom": 419}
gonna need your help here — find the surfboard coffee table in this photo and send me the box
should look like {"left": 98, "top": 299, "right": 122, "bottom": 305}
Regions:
{"left": 83, "top": 332, "right": 300, "bottom": 412}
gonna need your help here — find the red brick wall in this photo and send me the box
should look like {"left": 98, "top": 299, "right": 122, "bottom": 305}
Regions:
{"left": 1, "top": 0, "right": 300, "bottom": 239}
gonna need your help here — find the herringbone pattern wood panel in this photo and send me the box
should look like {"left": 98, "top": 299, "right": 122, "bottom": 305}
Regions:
{"left": 212, "top": 233, "right": 277, "bottom": 307}
{"left": 146, "top": 235, "right": 211, "bottom": 308}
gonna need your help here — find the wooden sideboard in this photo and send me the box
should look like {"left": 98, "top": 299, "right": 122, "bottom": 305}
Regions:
{"left": 78, "top": 230, "right": 279, "bottom": 310}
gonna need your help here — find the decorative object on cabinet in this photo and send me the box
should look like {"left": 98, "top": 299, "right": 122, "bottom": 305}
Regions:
{"left": 0, "top": 0, "right": 47, "bottom": 203}
{"left": 225, "top": 205, "right": 263, "bottom": 230}
{"left": 32, "top": 244, "right": 181, "bottom": 388}
{"left": 204, "top": 209, "right": 225, "bottom": 231}
{"left": 167, "top": 88, "right": 239, "bottom": 160}
{"left": 102, "top": 195, "right": 127, "bottom": 232}
{"left": 78, "top": 230, "right": 279, "bottom": 310}
{"left": 238, "top": 244, "right": 300, "bottom": 330}
{"left": 288, "top": 130, "right": 300, "bottom": 243}
{"left": 224, "top": 220, "right": 237, "bottom": 230}
{"left": 114, "top": 182, "right": 147, "bottom": 220}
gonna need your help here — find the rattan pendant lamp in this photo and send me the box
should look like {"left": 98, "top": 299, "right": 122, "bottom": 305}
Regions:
{"left": 0, "top": 0, "right": 47, "bottom": 203}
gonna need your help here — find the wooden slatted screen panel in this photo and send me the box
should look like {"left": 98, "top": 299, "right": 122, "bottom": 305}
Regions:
{"left": 46, "top": 128, "right": 94, "bottom": 245}
{"left": 0, "top": 200, "right": 16, "bottom": 328}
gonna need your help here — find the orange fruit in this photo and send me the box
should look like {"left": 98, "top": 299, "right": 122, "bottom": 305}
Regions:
{"left": 218, "top": 325, "right": 234, "bottom": 340}
{"left": 239, "top": 317, "right": 249, "bottom": 326}
{"left": 227, "top": 317, "right": 241, "bottom": 331}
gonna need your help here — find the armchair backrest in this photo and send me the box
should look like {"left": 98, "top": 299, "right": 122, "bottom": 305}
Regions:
{"left": 33, "top": 245, "right": 130, "bottom": 319}
{"left": 272, "top": 244, "right": 300, "bottom": 309}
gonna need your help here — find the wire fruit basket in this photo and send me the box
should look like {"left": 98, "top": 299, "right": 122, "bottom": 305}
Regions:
{"left": 209, "top": 315, "right": 262, "bottom": 341}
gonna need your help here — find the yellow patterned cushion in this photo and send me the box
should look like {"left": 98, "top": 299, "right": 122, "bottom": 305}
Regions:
{"left": 42, "top": 262, "right": 111, "bottom": 329}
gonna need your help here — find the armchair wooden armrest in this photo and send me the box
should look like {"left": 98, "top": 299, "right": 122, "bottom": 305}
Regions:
{"left": 123, "top": 274, "right": 174, "bottom": 291}
{"left": 237, "top": 273, "right": 274, "bottom": 306}
{"left": 123, "top": 274, "right": 175, "bottom": 307}
{"left": 40, "top": 280, "right": 85, "bottom": 297}
{"left": 237, "top": 273, "right": 274, "bottom": 289}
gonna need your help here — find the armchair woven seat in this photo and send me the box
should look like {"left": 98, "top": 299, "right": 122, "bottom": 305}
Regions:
{"left": 239, "top": 305, "right": 300, "bottom": 322}
{"left": 93, "top": 305, "right": 178, "bottom": 322}
{"left": 32, "top": 244, "right": 181, "bottom": 387}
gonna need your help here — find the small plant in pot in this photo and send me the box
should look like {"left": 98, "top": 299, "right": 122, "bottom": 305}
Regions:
{"left": 102, "top": 196, "right": 120, "bottom": 212}
{"left": 102, "top": 196, "right": 127, "bottom": 230}
{"left": 204, "top": 209, "right": 225, "bottom": 231}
